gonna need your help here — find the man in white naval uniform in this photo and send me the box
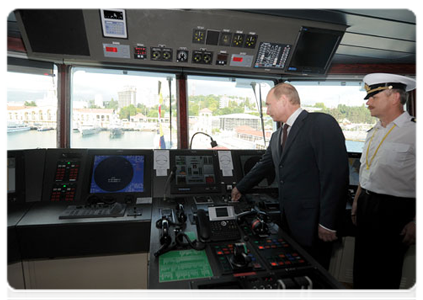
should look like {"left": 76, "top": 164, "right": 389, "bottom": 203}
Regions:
{"left": 351, "top": 73, "right": 416, "bottom": 289}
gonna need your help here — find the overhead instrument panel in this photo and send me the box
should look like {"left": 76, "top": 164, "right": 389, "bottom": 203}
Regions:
{"left": 16, "top": 9, "right": 347, "bottom": 76}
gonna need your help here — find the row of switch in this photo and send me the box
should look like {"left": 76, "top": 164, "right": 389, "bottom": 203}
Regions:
{"left": 192, "top": 29, "right": 258, "bottom": 49}
{"left": 134, "top": 47, "right": 254, "bottom": 68}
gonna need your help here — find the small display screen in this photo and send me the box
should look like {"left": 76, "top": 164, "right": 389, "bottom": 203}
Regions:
{"left": 254, "top": 42, "right": 291, "bottom": 69}
{"left": 171, "top": 152, "right": 220, "bottom": 194}
{"left": 90, "top": 155, "right": 144, "bottom": 193}
{"left": 8, "top": 157, "right": 16, "bottom": 194}
{"left": 348, "top": 156, "right": 361, "bottom": 187}
{"left": 215, "top": 207, "right": 229, "bottom": 218}
{"left": 289, "top": 30, "right": 340, "bottom": 69}
{"left": 174, "top": 155, "right": 215, "bottom": 186}
{"left": 100, "top": 9, "right": 127, "bottom": 39}
{"left": 286, "top": 27, "right": 343, "bottom": 74}
{"left": 103, "top": 10, "right": 124, "bottom": 20}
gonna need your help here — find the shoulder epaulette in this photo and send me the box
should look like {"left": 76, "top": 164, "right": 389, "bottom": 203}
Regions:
{"left": 367, "top": 127, "right": 375, "bottom": 132}
{"left": 411, "top": 117, "right": 416, "bottom": 123}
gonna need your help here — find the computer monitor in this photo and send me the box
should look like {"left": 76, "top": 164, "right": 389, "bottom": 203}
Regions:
{"left": 8, "top": 157, "right": 16, "bottom": 194}
{"left": 233, "top": 150, "right": 277, "bottom": 192}
{"left": 286, "top": 26, "right": 344, "bottom": 75}
{"left": 7, "top": 150, "right": 26, "bottom": 204}
{"left": 348, "top": 152, "right": 361, "bottom": 188}
{"left": 170, "top": 150, "right": 221, "bottom": 194}
{"left": 87, "top": 150, "right": 152, "bottom": 197}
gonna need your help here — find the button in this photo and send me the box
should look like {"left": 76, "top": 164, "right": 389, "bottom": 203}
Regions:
{"left": 280, "top": 180, "right": 284, "bottom": 184}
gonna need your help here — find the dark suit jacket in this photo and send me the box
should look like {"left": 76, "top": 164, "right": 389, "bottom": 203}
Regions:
{"left": 237, "top": 110, "right": 349, "bottom": 247}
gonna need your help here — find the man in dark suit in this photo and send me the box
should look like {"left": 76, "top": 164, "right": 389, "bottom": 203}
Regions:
{"left": 231, "top": 83, "right": 349, "bottom": 269}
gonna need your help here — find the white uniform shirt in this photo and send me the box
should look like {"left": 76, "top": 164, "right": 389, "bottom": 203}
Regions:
{"left": 359, "top": 111, "right": 416, "bottom": 198}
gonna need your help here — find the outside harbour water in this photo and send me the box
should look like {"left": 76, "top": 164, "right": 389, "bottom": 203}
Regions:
{"left": 7, "top": 129, "right": 365, "bottom": 153}
{"left": 7, "top": 130, "right": 157, "bottom": 150}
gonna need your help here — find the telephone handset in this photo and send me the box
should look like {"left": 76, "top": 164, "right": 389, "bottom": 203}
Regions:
{"left": 196, "top": 206, "right": 241, "bottom": 242}
{"left": 196, "top": 209, "right": 211, "bottom": 241}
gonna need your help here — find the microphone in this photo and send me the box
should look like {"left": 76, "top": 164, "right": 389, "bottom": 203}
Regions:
{"left": 163, "top": 166, "right": 177, "bottom": 201}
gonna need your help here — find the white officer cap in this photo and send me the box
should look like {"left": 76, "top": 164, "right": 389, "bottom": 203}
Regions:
{"left": 363, "top": 73, "right": 416, "bottom": 99}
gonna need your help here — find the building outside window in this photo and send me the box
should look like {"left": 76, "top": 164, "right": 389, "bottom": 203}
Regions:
{"left": 7, "top": 66, "right": 58, "bottom": 150}
{"left": 71, "top": 67, "right": 176, "bottom": 149}
{"left": 187, "top": 75, "right": 274, "bottom": 150}
{"left": 288, "top": 80, "right": 375, "bottom": 153}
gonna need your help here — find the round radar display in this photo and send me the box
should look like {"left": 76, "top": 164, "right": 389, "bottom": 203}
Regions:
{"left": 93, "top": 156, "right": 134, "bottom": 192}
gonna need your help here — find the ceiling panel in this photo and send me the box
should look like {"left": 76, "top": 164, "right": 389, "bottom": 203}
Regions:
{"left": 340, "top": 32, "right": 416, "bottom": 54}
{"left": 336, "top": 9, "right": 416, "bottom": 24}
{"left": 334, "top": 45, "right": 415, "bottom": 63}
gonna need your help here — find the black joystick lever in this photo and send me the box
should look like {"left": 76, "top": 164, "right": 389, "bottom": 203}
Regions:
{"left": 229, "top": 243, "right": 252, "bottom": 269}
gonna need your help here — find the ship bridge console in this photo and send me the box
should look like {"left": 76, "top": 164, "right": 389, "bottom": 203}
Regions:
{"left": 7, "top": 148, "right": 358, "bottom": 289}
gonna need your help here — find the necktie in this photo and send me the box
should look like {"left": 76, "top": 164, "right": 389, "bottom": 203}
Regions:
{"left": 281, "top": 123, "right": 289, "bottom": 150}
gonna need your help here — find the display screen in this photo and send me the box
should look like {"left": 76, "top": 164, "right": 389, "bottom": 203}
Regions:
{"left": 103, "top": 10, "right": 124, "bottom": 20}
{"left": 8, "top": 157, "right": 16, "bottom": 194}
{"left": 286, "top": 27, "right": 344, "bottom": 74}
{"left": 348, "top": 154, "right": 361, "bottom": 187}
{"left": 89, "top": 155, "right": 144, "bottom": 193}
{"left": 174, "top": 155, "right": 215, "bottom": 186}
{"left": 171, "top": 152, "right": 220, "bottom": 194}
{"left": 216, "top": 207, "right": 229, "bottom": 218}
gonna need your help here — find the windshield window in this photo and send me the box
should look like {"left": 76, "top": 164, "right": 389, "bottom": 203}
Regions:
{"left": 7, "top": 69, "right": 58, "bottom": 150}
{"left": 187, "top": 75, "right": 275, "bottom": 149}
{"left": 71, "top": 67, "right": 177, "bottom": 149}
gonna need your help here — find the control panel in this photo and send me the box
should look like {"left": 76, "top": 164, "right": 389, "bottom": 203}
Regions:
{"left": 42, "top": 150, "right": 87, "bottom": 203}
{"left": 54, "top": 160, "right": 80, "bottom": 182}
{"left": 149, "top": 198, "right": 343, "bottom": 289}
{"left": 50, "top": 183, "right": 77, "bottom": 202}
{"left": 16, "top": 9, "right": 346, "bottom": 76}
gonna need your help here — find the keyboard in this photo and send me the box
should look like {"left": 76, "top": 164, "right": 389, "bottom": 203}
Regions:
{"left": 210, "top": 220, "right": 241, "bottom": 242}
{"left": 59, "top": 202, "right": 126, "bottom": 219}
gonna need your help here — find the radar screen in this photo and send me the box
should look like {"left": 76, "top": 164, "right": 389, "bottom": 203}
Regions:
{"left": 89, "top": 155, "right": 144, "bottom": 193}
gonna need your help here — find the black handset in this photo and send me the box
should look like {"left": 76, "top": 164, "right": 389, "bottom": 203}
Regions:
{"left": 160, "top": 218, "right": 171, "bottom": 246}
{"left": 154, "top": 218, "right": 172, "bottom": 257}
{"left": 176, "top": 203, "right": 187, "bottom": 224}
{"left": 196, "top": 209, "right": 211, "bottom": 241}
